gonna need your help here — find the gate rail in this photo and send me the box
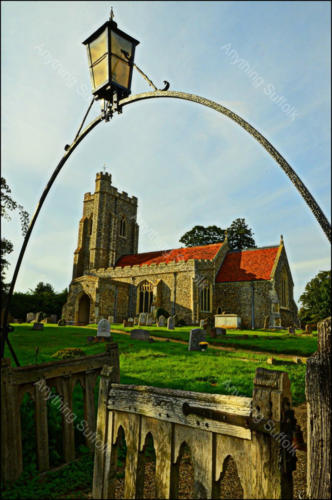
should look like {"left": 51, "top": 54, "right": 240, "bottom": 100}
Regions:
{"left": 93, "top": 367, "right": 298, "bottom": 499}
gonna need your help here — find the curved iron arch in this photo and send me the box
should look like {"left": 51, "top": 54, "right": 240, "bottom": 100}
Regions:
{"left": 119, "top": 90, "right": 331, "bottom": 242}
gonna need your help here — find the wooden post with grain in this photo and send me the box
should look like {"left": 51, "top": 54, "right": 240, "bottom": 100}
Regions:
{"left": 306, "top": 317, "right": 331, "bottom": 499}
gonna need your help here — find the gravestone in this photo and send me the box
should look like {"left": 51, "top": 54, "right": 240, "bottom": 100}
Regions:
{"left": 130, "top": 329, "right": 150, "bottom": 341}
{"left": 123, "top": 319, "right": 128, "bottom": 327}
{"left": 97, "top": 318, "right": 111, "bottom": 337}
{"left": 158, "top": 315, "right": 166, "bottom": 327}
{"left": 146, "top": 313, "right": 154, "bottom": 326}
{"left": 49, "top": 314, "right": 57, "bottom": 323}
{"left": 305, "top": 324, "right": 313, "bottom": 335}
{"left": 134, "top": 317, "right": 139, "bottom": 325}
{"left": 108, "top": 315, "right": 114, "bottom": 324}
{"left": 35, "top": 312, "right": 43, "bottom": 323}
{"left": 188, "top": 329, "right": 206, "bottom": 351}
{"left": 138, "top": 313, "right": 147, "bottom": 326}
{"left": 200, "top": 319, "right": 207, "bottom": 329}
{"left": 26, "top": 312, "right": 35, "bottom": 323}
{"left": 32, "top": 322, "right": 44, "bottom": 331}
{"left": 216, "top": 327, "right": 226, "bottom": 336}
{"left": 167, "top": 316, "right": 175, "bottom": 330}
{"left": 264, "top": 315, "right": 270, "bottom": 329}
{"left": 128, "top": 317, "right": 134, "bottom": 326}
{"left": 288, "top": 326, "right": 295, "bottom": 334}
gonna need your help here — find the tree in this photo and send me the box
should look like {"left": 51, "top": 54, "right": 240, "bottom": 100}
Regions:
{"left": 1, "top": 177, "right": 29, "bottom": 295}
{"left": 227, "top": 218, "right": 256, "bottom": 250}
{"left": 9, "top": 283, "right": 68, "bottom": 320}
{"left": 179, "top": 218, "right": 256, "bottom": 250}
{"left": 299, "top": 270, "right": 331, "bottom": 325}
{"left": 179, "top": 225, "right": 225, "bottom": 247}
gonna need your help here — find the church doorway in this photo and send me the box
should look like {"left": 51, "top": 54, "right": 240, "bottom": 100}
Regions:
{"left": 138, "top": 281, "right": 154, "bottom": 313}
{"left": 78, "top": 294, "right": 90, "bottom": 325}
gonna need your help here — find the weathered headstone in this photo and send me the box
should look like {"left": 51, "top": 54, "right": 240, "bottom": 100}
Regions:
{"left": 26, "top": 312, "right": 35, "bottom": 323}
{"left": 108, "top": 315, "right": 114, "bottom": 324}
{"left": 128, "top": 317, "right": 134, "bottom": 326}
{"left": 288, "top": 326, "right": 295, "bottom": 334}
{"left": 167, "top": 316, "right": 175, "bottom": 330}
{"left": 123, "top": 319, "right": 128, "bottom": 327}
{"left": 158, "top": 315, "right": 166, "bottom": 327}
{"left": 32, "top": 322, "right": 44, "bottom": 331}
{"left": 188, "top": 329, "right": 206, "bottom": 351}
{"left": 138, "top": 313, "right": 147, "bottom": 326}
{"left": 200, "top": 319, "right": 207, "bottom": 329}
{"left": 35, "top": 312, "right": 43, "bottom": 323}
{"left": 264, "top": 315, "right": 270, "bottom": 329}
{"left": 305, "top": 324, "right": 313, "bottom": 335}
{"left": 49, "top": 314, "right": 57, "bottom": 323}
{"left": 216, "top": 327, "right": 226, "bottom": 336}
{"left": 97, "top": 318, "right": 111, "bottom": 337}
{"left": 130, "top": 329, "right": 150, "bottom": 341}
{"left": 146, "top": 313, "right": 154, "bottom": 326}
{"left": 134, "top": 317, "right": 139, "bottom": 325}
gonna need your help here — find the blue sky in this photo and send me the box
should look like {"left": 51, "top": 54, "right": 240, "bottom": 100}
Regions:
{"left": 2, "top": 1, "right": 331, "bottom": 304}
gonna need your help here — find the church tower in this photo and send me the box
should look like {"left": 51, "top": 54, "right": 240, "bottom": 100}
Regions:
{"left": 72, "top": 172, "right": 139, "bottom": 278}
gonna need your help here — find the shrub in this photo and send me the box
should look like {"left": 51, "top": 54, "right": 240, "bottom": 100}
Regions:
{"left": 156, "top": 308, "right": 170, "bottom": 319}
{"left": 51, "top": 348, "right": 85, "bottom": 359}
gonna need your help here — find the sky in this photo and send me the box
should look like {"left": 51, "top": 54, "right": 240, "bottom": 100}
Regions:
{"left": 2, "top": 1, "right": 331, "bottom": 304}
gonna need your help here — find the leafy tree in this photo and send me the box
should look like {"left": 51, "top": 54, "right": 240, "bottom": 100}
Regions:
{"left": 1, "top": 177, "right": 29, "bottom": 295}
{"left": 227, "top": 218, "right": 256, "bottom": 250}
{"left": 179, "top": 225, "right": 226, "bottom": 247}
{"left": 179, "top": 218, "right": 256, "bottom": 250}
{"left": 299, "top": 270, "right": 331, "bottom": 325}
{"left": 9, "top": 283, "right": 68, "bottom": 320}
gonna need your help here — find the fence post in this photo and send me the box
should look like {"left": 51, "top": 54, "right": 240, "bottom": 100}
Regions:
{"left": 92, "top": 343, "right": 120, "bottom": 499}
{"left": 1, "top": 358, "right": 23, "bottom": 482}
{"left": 306, "top": 317, "right": 331, "bottom": 499}
{"left": 251, "top": 367, "right": 296, "bottom": 499}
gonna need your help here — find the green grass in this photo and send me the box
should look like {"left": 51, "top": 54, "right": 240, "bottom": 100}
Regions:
{"left": 112, "top": 323, "right": 318, "bottom": 356}
{"left": 5, "top": 323, "right": 308, "bottom": 403}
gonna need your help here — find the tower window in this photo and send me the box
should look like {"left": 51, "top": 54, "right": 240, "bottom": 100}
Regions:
{"left": 199, "top": 282, "right": 211, "bottom": 312}
{"left": 119, "top": 217, "right": 126, "bottom": 237}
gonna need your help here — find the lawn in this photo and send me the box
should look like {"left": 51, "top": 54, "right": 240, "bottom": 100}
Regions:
{"left": 112, "top": 323, "right": 318, "bottom": 357}
{"left": 4, "top": 323, "right": 308, "bottom": 403}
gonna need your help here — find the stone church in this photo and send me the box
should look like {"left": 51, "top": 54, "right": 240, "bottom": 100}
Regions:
{"left": 62, "top": 172, "right": 298, "bottom": 328}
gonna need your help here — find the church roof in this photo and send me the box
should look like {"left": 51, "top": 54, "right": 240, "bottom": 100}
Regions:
{"left": 215, "top": 246, "right": 279, "bottom": 282}
{"left": 115, "top": 243, "right": 223, "bottom": 267}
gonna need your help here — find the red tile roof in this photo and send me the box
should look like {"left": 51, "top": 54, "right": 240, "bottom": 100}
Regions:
{"left": 216, "top": 246, "right": 279, "bottom": 282}
{"left": 115, "top": 243, "right": 223, "bottom": 268}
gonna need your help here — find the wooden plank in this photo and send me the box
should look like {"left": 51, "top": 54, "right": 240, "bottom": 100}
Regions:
{"left": 173, "top": 423, "right": 214, "bottom": 498}
{"left": 140, "top": 416, "right": 173, "bottom": 499}
{"left": 112, "top": 411, "right": 142, "bottom": 499}
{"left": 34, "top": 379, "right": 50, "bottom": 471}
{"left": 60, "top": 376, "right": 75, "bottom": 463}
{"left": 9, "top": 345, "right": 118, "bottom": 385}
{"left": 84, "top": 372, "right": 97, "bottom": 451}
{"left": 107, "top": 385, "right": 252, "bottom": 440}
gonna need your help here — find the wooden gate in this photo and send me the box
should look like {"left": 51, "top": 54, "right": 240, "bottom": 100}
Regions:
{"left": 93, "top": 366, "right": 297, "bottom": 499}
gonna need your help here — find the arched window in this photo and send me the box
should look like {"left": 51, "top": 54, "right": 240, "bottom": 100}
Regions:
{"left": 280, "top": 268, "right": 289, "bottom": 307}
{"left": 199, "top": 282, "right": 211, "bottom": 312}
{"left": 138, "top": 281, "right": 154, "bottom": 313}
{"left": 119, "top": 217, "right": 126, "bottom": 237}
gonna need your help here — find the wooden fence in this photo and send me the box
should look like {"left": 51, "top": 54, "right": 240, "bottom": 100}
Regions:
{"left": 1, "top": 342, "right": 120, "bottom": 483}
{"left": 93, "top": 367, "right": 298, "bottom": 499}
{"left": 306, "top": 316, "right": 331, "bottom": 499}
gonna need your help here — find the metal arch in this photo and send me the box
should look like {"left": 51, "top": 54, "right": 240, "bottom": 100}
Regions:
{"left": 119, "top": 90, "right": 331, "bottom": 242}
